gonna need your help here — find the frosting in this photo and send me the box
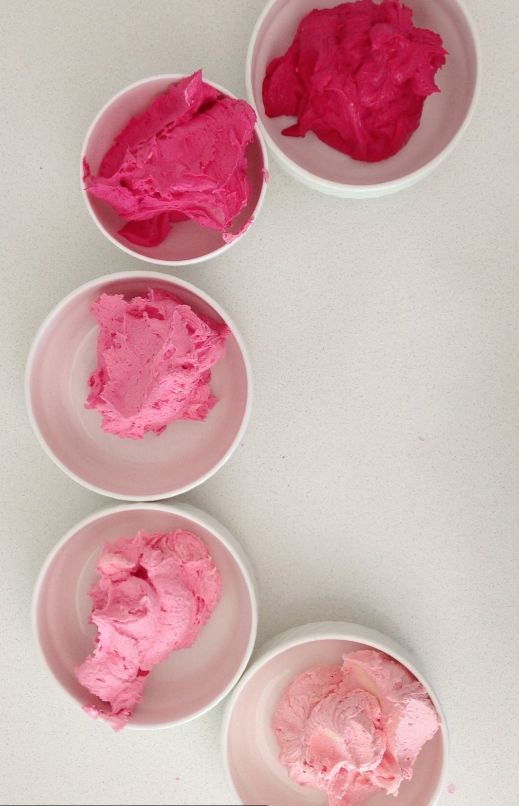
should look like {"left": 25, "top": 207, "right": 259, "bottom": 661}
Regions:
{"left": 273, "top": 649, "right": 440, "bottom": 804}
{"left": 262, "top": 0, "right": 447, "bottom": 162}
{"left": 76, "top": 529, "right": 221, "bottom": 730}
{"left": 86, "top": 288, "right": 229, "bottom": 440}
{"left": 85, "top": 70, "right": 257, "bottom": 246}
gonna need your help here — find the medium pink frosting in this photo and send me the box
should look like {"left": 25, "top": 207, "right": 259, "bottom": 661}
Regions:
{"left": 76, "top": 529, "right": 221, "bottom": 730}
{"left": 86, "top": 288, "right": 229, "bottom": 439}
{"left": 273, "top": 650, "right": 440, "bottom": 805}
{"left": 84, "top": 70, "right": 257, "bottom": 246}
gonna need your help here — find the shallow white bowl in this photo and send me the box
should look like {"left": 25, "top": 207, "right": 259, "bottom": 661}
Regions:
{"left": 26, "top": 271, "right": 252, "bottom": 500}
{"left": 223, "top": 621, "right": 447, "bottom": 805}
{"left": 246, "top": 0, "right": 480, "bottom": 197}
{"left": 33, "top": 503, "right": 257, "bottom": 729}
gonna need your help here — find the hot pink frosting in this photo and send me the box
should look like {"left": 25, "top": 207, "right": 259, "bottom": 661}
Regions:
{"left": 76, "top": 529, "right": 221, "bottom": 730}
{"left": 262, "top": 0, "right": 447, "bottom": 163}
{"left": 86, "top": 288, "right": 229, "bottom": 439}
{"left": 273, "top": 650, "right": 440, "bottom": 804}
{"left": 84, "top": 70, "right": 257, "bottom": 246}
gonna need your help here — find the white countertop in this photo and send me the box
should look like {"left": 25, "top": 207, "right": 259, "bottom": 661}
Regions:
{"left": 1, "top": 1, "right": 518, "bottom": 804}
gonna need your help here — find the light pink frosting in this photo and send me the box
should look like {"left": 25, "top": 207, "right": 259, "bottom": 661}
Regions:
{"left": 86, "top": 288, "right": 229, "bottom": 439}
{"left": 273, "top": 650, "right": 440, "bottom": 804}
{"left": 76, "top": 529, "right": 221, "bottom": 730}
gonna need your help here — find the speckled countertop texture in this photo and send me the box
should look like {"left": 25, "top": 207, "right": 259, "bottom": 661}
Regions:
{"left": 1, "top": 1, "right": 518, "bottom": 804}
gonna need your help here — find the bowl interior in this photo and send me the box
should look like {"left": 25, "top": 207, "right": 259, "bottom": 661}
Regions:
{"left": 227, "top": 638, "right": 445, "bottom": 805}
{"left": 249, "top": 0, "right": 478, "bottom": 186}
{"left": 28, "top": 275, "right": 249, "bottom": 498}
{"left": 84, "top": 76, "right": 265, "bottom": 262}
{"left": 35, "top": 507, "right": 254, "bottom": 726}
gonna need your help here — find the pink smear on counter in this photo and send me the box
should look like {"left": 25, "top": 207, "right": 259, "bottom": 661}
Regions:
{"left": 274, "top": 649, "right": 440, "bottom": 805}
{"left": 262, "top": 0, "right": 447, "bottom": 163}
{"left": 86, "top": 289, "right": 229, "bottom": 440}
{"left": 84, "top": 70, "right": 257, "bottom": 246}
{"left": 448, "top": 783, "right": 456, "bottom": 794}
{"left": 76, "top": 529, "right": 221, "bottom": 730}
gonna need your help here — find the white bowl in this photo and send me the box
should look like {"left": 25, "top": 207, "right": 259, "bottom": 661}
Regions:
{"left": 33, "top": 503, "right": 258, "bottom": 729}
{"left": 82, "top": 74, "right": 268, "bottom": 265}
{"left": 246, "top": 0, "right": 480, "bottom": 197}
{"left": 25, "top": 271, "right": 252, "bottom": 500}
{"left": 223, "top": 621, "right": 447, "bottom": 805}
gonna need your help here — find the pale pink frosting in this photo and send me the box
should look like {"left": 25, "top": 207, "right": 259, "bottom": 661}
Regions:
{"left": 273, "top": 650, "right": 440, "bottom": 804}
{"left": 86, "top": 288, "right": 229, "bottom": 439}
{"left": 76, "top": 529, "right": 221, "bottom": 730}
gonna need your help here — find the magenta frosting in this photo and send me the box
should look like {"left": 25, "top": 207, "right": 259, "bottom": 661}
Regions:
{"left": 84, "top": 70, "right": 257, "bottom": 246}
{"left": 86, "top": 289, "right": 229, "bottom": 440}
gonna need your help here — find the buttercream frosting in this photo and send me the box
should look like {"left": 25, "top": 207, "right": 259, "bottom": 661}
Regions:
{"left": 273, "top": 649, "right": 440, "bottom": 804}
{"left": 86, "top": 288, "right": 229, "bottom": 439}
{"left": 263, "top": 0, "right": 447, "bottom": 163}
{"left": 85, "top": 70, "right": 257, "bottom": 246}
{"left": 76, "top": 528, "right": 221, "bottom": 730}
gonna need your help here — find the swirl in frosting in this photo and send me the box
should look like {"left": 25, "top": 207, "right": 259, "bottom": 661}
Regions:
{"left": 273, "top": 649, "right": 439, "bottom": 804}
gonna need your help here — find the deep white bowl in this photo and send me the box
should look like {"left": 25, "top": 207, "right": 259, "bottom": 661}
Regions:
{"left": 33, "top": 503, "right": 258, "bottom": 729}
{"left": 82, "top": 74, "right": 268, "bottom": 265}
{"left": 26, "top": 271, "right": 252, "bottom": 500}
{"left": 246, "top": 0, "right": 480, "bottom": 197}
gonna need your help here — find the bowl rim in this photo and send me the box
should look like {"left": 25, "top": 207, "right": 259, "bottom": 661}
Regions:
{"left": 222, "top": 620, "right": 449, "bottom": 805}
{"left": 24, "top": 270, "right": 253, "bottom": 501}
{"left": 245, "top": 0, "right": 481, "bottom": 195}
{"left": 81, "top": 72, "right": 269, "bottom": 266}
{"left": 31, "top": 501, "right": 258, "bottom": 730}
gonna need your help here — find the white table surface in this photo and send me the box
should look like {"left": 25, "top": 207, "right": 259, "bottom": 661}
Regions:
{"left": 2, "top": 1, "right": 518, "bottom": 804}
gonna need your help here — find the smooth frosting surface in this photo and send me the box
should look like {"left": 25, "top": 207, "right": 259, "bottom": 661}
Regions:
{"left": 85, "top": 70, "right": 257, "bottom": 246}
{"left": 273, "top": 649, "right": 440, "bottom": 804}
{"left": 262, "top": 0, "right": 447, "bottom": 163}
{"left": 86, "top": 288, "right": 229, "bottom": 439}
{"left": 76, "top": 529, "right": 221, "bottom": 730}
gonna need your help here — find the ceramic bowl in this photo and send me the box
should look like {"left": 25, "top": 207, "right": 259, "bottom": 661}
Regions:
{"left": 246, "top": 0, "right": 479, "bottom": 197}
{"left": 223, "top": 621, "right": 447, "bottom": 805}
{"left": 82, "top": 74, "right": 268, "bottom": 263}
{"left": 33, "top": 503, "right": 257, "bottom": 728}
{"left": 26, "top": 271, "right": 252, "bottom": 500}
